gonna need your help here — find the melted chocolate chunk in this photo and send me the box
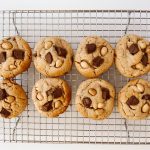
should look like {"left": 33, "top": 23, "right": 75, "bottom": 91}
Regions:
{"left": 52, "top": 87, "right": 63, "bottom": 98}
{"left": 12, "top": 49, "right": 25, "bottom": 59}
{"left": 0, "top": 89, "right": 7, "bottom": 100}
{"left": 0, "top": 108, "right": 10, "bottom": 118}
{"left": 0, "top": 52, "right": 6, "bottom": 64}
{"left": 45, "top": 52, "right": 53, "bottom": 64}
{"left": 126, "top": 96, "right": 139, "bottom": 106}
{"left": 142, "top": 94, "right": 150, "bottom": 100}
{"left": 86, "top": 43, "right": 96, "bottom": 54}
{"left": 102, "top": 87, "right": 110, "bottom": 100}
{"left": 128, "top": 44, "right": 139, "bottom": 55}
{"left": 141, "top": 53, "right": 148, "bottom": 66}
{"left": 41, "top": 101, "right": 53, "bottom": 112}
{"left": 92, "top": 56, "right": 104, "bottom": 67}
{"left": 54, "top": 46, "right": 67, "bottom": 58}
{"left": 82, "top": 97, "right": 92, "bottom": 108}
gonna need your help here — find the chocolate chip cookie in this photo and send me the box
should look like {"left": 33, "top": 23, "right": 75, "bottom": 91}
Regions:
{"left": 32, "top": 78, "right": 71, "bottom": 118}
{"left": 118, "top": 79, "right": 150, "bottom": 120}
{"left": 0, "top": 36, "right": 32, "bottom": 78}
{"left": 0, "top": 79, "right": 27, "bottom": 119}
{"left": 75, "top": 78, "right": 115, "bottom": 120}
{"left": 75, "top": 36, "right": 114, "bottom": 78}
{"left": 33, "top": 37, "right": 73, "bottom": 77}
{"left": 115, "top": 34, "right": 150, "bottom": 78}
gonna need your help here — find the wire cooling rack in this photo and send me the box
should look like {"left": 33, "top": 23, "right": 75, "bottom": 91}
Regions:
{"left": 0, "top": 10, "right": 150, "bottom": 144}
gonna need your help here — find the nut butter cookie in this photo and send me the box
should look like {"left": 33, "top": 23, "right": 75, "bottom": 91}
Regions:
{"left": 75, "top": 78, "right": 115, "bottom": 120}
{"left": 115, "top": 34, "right": 150, "bottom": 77}
{"left": 32, "top": 78, "right": 71, "bottom": 118}
{"left": 75, "top": 36, "right": 114, "bottom": 78}
{"left": 33, "top": 37, "right": 73, "bottom": 77}
{"left": 0, "top": 36, "right": 32, "bottom": 78}
{"left": 0, "top": 79, "right": 27, "bottom": 119}
{"left": 118, "top": 79, "right": 150, "bottom": 120}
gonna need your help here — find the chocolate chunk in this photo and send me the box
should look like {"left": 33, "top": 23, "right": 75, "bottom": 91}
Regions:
{"left": 41, "top": 101, "right": 53, "bottom": 112}
{"left": 12, "top": 49, "right": 25, "bottom": 59}
{"left": 86, "top": 43, "right": 96, "bottom": 54}
{"left": 142, "top": 94, "right": 150, "bottom": 100}
{"left": 128, "top": 44, "right": 139, "bottom": 55}
{"left": 126, "top": 96, "right": 139, "bottom": 106}
{"left": 82, "top": 97, "right": 92, "bottom": 108}
{"left": 54, "top": 46, "right": 67, "bottom": 58}
{"left": 0, "top": 108, "right": 10, "bottom": 118}
{"left": 0, "top": 89, "right": 7, "bottom": 100}
{"left": 101, "top": 87, "right": 110, "bottom": 100}
{"left": 141, "top": 53, "right": 148, "bottom": 66}
{"left": 52, "top": 87, "right": 63, "bottom": 98}
{"left": 0, "top": 52, "right": 6, "bottom": 64}
{"left": 92, "top": 56, "right": 104, "bottom": 67}
{"left": 45, "top": 52, "right": 53, "bottom": 64}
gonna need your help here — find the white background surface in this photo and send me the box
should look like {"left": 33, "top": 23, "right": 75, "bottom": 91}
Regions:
{"left": 0, "top": 0, "right": 150, "bottom": 149}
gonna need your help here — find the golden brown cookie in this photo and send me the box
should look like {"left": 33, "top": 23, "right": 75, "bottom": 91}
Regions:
{"left": 0, "top": 79, "right": 27, "bottom": 119}
{"left": 32, "top": 78, "right": 71, "bottom": 118}
{"left": 75, "top": 78, "right": 115, "bottom": 120}
{"left": 0, "top": 36, "right": 32, "bottom": 78}
{"left": 33, "top": 37, "right": 73, "bottom": 77}
{"left": 75, "top": 36, "right": 114, "bottom": 78}
{"left": 115, "top": 34, "right": 150, "bottom": 78}
{"left": 118, "top": 79, "right": 150, "bottom": 120}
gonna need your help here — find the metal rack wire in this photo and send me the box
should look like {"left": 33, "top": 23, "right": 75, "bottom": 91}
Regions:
{"left": 0, "top": 10, "right": 150, "bottom": 144}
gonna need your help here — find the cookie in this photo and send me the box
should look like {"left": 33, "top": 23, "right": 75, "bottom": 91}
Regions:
{"left": 0, "top": 79, "right": 27, "bottom": 119}
{"left": 118, "top": 79, "right": 150, "bottom": 120}
{"left": 75, "top": 78, "right": 115, "bottom": 120}
{"left": 75, "top": 36, "right": 114, "bottom": 78}
{"left": 32, "top": 78, "right": 71, "bottom": 118}
{"left": 0, "top": 36, "right": 32, "bottom": 78}
{"left": 33, "top": 37, "right": 73, "bottom": 77}
{"left": 115, "top": 34, "right": 150, "bottom": 78}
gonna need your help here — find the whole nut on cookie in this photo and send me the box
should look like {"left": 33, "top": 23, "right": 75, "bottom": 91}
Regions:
{"left": 55, "top": 59, "right": 63, "bottom": 68}
{"left": 5, "top": 96, "right": 15, "bottom": 103}
{"left": 136, "top": 63, "right": 143, "bottom": 70}
{"left": 101, "top": 47, "right": 108, "bottom": 56}
{"left": 142, "top": 103, "right": 149, "bottom": 113}
{"left": 138, "top": 40, "right": 146, "bottom": 49}
{"left": 98, "top": 103, "right": 104, "bottom": 109}
{"left": 54, "top": 100, "right": 62, "bottom": 108}
{"left": 80, "top": 61, "right": 89, "bottom": 69}
{"left": 2, "top": 42, "right": 13, "bottom": 50}
{"left": 37, "top": 93, "right": 43, "bottom": 101}
{"left": 48, "top": 95, "right": 53, "bottom": 101}
{"left": 44, "top": 41, "right": 52, "bottom": 50}
{"left": 9, "top": 65, "right": 17, "bottom": 70}
{"left": 136, "top": 83, "right": 144, "bottom": 93}
{"left": 88, "top": 88, "right": 97, "bottom": 96}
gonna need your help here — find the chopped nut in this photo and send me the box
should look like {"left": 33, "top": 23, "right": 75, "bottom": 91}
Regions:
{"left": 9, "top": 64, "right": 17, "bottom": 70}
{"left": 54, "top": 100, "right": 62, "bottom": 108}
{"left": 45, "top": 41, "right": 52, "bottom": 50}
{"left": 98, "top": 103, "right": 104, "bottom": 109}
{"left": 136, "top": 83, "right": 144, "bottom": 93}
{"left": 55, "top": 59, "right": 63, "bottom": 68}
{"left": 2, "top": 42, "right": 13, "bottom": 50}
{"left": 80, "top": 61, "right": 89, "bottom": 69}
{"left": 136, "top": 63, "right": 143, "bottom": 70}
{"left": 138, "top": 40, "right": 146, "bottom": 49}
{"left": 37, "top": 93, "right": 43, "bottom": 101}
{"left": 47, "top": 95, "right": 53, "bottom": 101}
{"left": 131, "top": 86, "right": 139, "bottom": 92}
{"left": 142, "top": 103, "right": 149, "bottom": 113}
{"left": 88, "top": 88, "right": 97, "bottom": 96}
{"left": 100, "top": 47, "right": 108, "bottom": 56}
{"left": 5, "top": 96, "right": 15, "bottom": 103}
